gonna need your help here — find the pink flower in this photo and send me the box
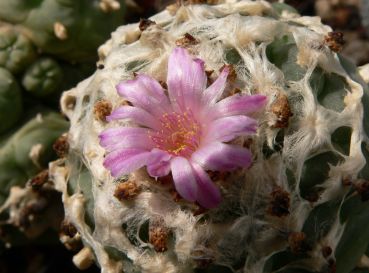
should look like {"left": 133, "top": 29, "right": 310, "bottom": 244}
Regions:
{"left": 99, "top": 47, "right": 266, "bottom": 208}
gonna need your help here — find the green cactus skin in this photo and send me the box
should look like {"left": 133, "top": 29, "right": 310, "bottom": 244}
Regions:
{"left": 0, "top": 26, "right": 36, "bottom": 74}
{"left": 22, "top": 57, "right": 63, "bottom": 97}
{"left": 0, "top": 67, "right": 22, "bottom": 134}
{"left": 0, "top": 0, "right": 126, "bottom": 62}
{"left": 51, "top": 1, "right": 369, "bottom": 273}
{"left": 0, "top": 111, "right": 68, "bottom": 205}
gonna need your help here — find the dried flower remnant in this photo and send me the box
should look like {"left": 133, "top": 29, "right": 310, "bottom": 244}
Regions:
{"left": 99, "top": 47, "right": 266, "bottom": 208}
{"left": 324, "top": 31, "right": 345, "bottom": 53}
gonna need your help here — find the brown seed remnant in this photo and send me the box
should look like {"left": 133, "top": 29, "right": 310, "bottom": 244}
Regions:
{"left": 93, "top": 99, "right": 112, "bottom": 122}
{"left": 139, "top": 18, "right": 156, "bottom": 31}
{"left": 354, "top": 179, "right": 369, "bottom": 201}
{"left": 175, "top": 33, "right": 199, "bottom": 47}
{"left": 53, "top": 134, "right": 69, "bottom": 158}
{"left": 114, "top": 181, "right": 141, "bottom": 201}
{"left": 60, "top": 220, "right": 78, "bottom": 238}
{"left": 322, "top": 246, "right": 333, "bottom": 258}
{"left": 149, "top": 220, "right": 170, "bottom": 252}
{"left": 29, "top": 170, "right": 49, "bottom": 190}
{"left": 288, "top": 232, "right": 311, "bottom": 254}
{"left": 159, "top": 80, "right": 168, "bottom": 90}
{"left": 270, "top": 93, "right": 293, "bottom": 128}
{"left": 220, "top": 64, "right": 237, "bottom": 83}
{"left": 325, "top": 31, "right": 345, "bottom": 53}
{"left": 268, "top": 186, "right": 290, "bottom": 217}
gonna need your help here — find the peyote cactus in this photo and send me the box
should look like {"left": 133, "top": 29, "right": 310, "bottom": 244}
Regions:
{"left": 52, "top": 1, "right": 369, "bottom": 273}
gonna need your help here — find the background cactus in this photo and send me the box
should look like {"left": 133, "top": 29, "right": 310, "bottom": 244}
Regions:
{"left": 51, "top": 1, "right": 369, "bottom": 272}
{"left": 0, "top": 0, "right": 127, "bottom": 258}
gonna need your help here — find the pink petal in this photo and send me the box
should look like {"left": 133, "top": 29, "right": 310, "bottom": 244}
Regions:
{"left": 103, "top": 148, "right": 151, "bottom": 177}
{"left": 170, "top": 156, "right": 198, "bottom": 202}
{"left": 99, "top": 127, "right": 154, "bottom": 151}
{"left": 202, "top": 66, "right": 229, "bottom": 105}
{"left": 116, "top": 74, "right": 171, "bottom": 116}
{"left": 107, "top": 106, "right": 160, "bottom": 129}
{"left": 191, "top": 142, "right": 252, "bottom": 171}
{"left": 204, "top": 115, "right": 258, "bottom": 142}
{"left": 167, "top": 47, "right": 207, "bottom": 111}
{"left": 191, "top": 163, "right": 221, "bottom": 208}
{"left": 146, "top": 149, "right": 172, "bottom": 177}
{"left": 213, "top": 94, "right": 267, "bottom": 118}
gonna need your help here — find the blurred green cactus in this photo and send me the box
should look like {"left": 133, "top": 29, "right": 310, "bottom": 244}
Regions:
{"left": 0, "top": 67, "right": 22, "bottom": 134}
{"left": 0, "top": 0, "right": 126, "bottom": 62}
{"left": 22, "top": 58, "right": 63, "bottom": 97}
{"left": 0, "top": 0, "right": 127, "bottom": 247}
{"left": 0, "top": 111, "right": 68, "bottom": 204}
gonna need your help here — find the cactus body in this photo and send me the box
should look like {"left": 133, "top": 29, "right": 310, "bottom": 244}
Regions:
{"left": 52, "top": 1, "right": 369, "bottom": 273}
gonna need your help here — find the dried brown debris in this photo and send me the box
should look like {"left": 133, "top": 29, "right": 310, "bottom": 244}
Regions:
{"left": 149, "top": 219, "right": 170, "bottom": 252}
{"left": 29, "top": 170, "right": 49, "bottom": 190}
{"left": 270, "top": 93, "right": 293, "bottom": 128}
{"left": 139, "top": 18, "right": 156, "bottom": 31}
{"left": 114, "top": 180, "right": 141, "bottom": 201}
{"left": 268, "top": 186, "right": 290, "bottom": 217}
{"left": 60, "top": 220, "right": 78, "bottom": 238}
{"left": 176, "top": 33, "right": 199, "bottom": 47}
{"left": 53, "top": 134, "right": 69, "bottom": 158}
{"left": 93, "top": 99, "right": 112, "bottom": 122}
{"left": 325, "top": 31, "right": 345, "bottom": 52}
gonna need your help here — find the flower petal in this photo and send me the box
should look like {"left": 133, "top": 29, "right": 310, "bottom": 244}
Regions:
{"left": 192, "top": 163, "right": 221, "bottom": 208}
{"left": 146, "top": 149, "right": 172, "bottom": 177}
{"left": 103, "top": 148, "right": 151, "bottom": 177}
{"left": 204, "top": 115, "right": 258, "bottom": 142}
{"left": 192, "top": 142, "right": 252, "bottom": 171}
{"left": 116, "top": 74, "right": 171, "bottom": 116}
{"left": 107, "top": 106, "right": 160, "bottom": 129}
{"left": 170, "top": 156, "right": 198, "bottom": 202}
{"left": 202, "top": 66, "right": 229, "bottom": 105}
{"left": 213, "top": 94, "right": 267, "bottom": 118}
{"left": 167, "top": 47, "right": 207, "bottom": 110}
{"left": 99, "top": 127, "right": 154, "bottom": 151}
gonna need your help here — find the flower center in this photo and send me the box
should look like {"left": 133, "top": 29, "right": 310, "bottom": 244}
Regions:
{"left": 149, "top": 109, "right": 202, "bottom": 157}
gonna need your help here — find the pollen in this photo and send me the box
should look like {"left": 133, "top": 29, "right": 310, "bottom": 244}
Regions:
{"left": 149, "top": 108, "right": 202, "bottom": 157}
